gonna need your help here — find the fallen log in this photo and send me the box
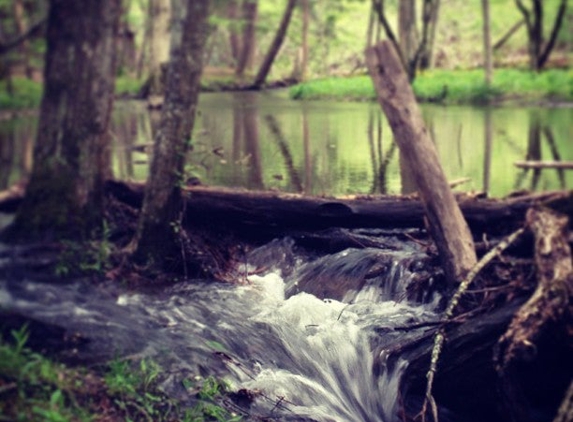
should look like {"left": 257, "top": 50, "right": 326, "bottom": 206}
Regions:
{"left": 515, "top": 161, "right": 573, "bottom": 170}
{"left": 1, "top": 181, "right": 571, "bottom": 237}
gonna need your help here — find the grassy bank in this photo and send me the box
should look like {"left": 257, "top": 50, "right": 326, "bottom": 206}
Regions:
{"left": 0, "top": 326, "right": 242, "bottom": 421}
{"left": 289, "top": 68, "right": 573, "bottom": 105}
{"left": 2, "top": 68, "right": 572, "bottom": 110}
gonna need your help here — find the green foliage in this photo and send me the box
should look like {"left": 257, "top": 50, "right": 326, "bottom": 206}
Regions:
{"left": 0, "top": 326, "right": 242, "bottom": 421}
{"left": 54, "top": 222, "right": 113, "bottom": 277}
{"left": 182, "top": 376, "right": 242, "bottom": 422}
{"left": 115, "top": 75, "right": 144, "bottom": 97}
{"left": 289, "top": 69, "right": 573, "bottom": 104}
{"left": 0, "top": 77, "right": 43, "bottom": 110}
{"left": 0, "top": 326, "right": 92, "bottom": 422}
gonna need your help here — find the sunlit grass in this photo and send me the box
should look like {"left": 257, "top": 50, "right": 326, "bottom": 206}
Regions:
{"left": 0, "top": 325, "right": 243, "bottom": 421}
{"left": 290, "top": 69, "right": 573, "bottom": 104}
{"left": 290, "top": 75, "right": 376, "bottom": 101}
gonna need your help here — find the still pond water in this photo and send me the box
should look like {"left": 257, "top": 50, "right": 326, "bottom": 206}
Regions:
{"left": 1, "top": 91, "right": 572, "bottom": 197}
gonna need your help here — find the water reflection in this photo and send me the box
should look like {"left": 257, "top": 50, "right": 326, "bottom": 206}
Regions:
{"left": 1, "top": 93, "right": 572, "bottom": 197}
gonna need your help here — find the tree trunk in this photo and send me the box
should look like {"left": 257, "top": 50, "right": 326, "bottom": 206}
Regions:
{"left": 12, "top": 0, "right": 33, "bottom": 78}
{"left": 299, "top": 0, "right": 309, "bottom": 81}
{"left": 147, "top": 0, "right": 171, "bottom": 96}
{"left": 482, "top": 0, "right": 493, "bottom": 87}
{"left": 131, "top": 0, "right": 210, "bottom": 270}
{"left": 398, "top": 0, "right": 418, "bottom": 66}
{"left": 516, "top": 0, "right": 568, "bottom": 71}
{"left": 227, "top": 0, "right": 241, "bottom": 64}
{"left": 2, "top": 0, "right": 120, "bottom": 242}
{"left": 252, "top": 0, "right": 297, "bottom": 88}
{"left": 365, "top": 41, "right": 477, "bottom": 284}
{"left": 419, "top": 0, "right": 440, "bottom": 69}
{"left": 235, "top": 0, "right": 258, "bottom": 78}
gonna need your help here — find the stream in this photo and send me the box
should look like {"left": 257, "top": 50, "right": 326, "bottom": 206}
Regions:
{"left": 0, "top": 232, "right": 443, "bottom": 422}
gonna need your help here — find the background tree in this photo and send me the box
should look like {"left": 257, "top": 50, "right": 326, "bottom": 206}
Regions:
{"left": 398, "top": 0, "right": 418, "bottom": 69}
{"left": 146, "top": 0, "right": 171, "bottom": 96}
{"left": 130, "top": 0, "right": 211, "bottom": 270}
{"left": 2, "top": 0, "right": 121, "bottom": 242}
{"left": 253, "top": 0, "right": 297, "bottom": 87}
{"left": 515, "top": 0, "right": 568, "bottom": 71}
{"left": 482, "top": 0, "right": 493, "bottom": 86}
{"left": 372, "top": 0, "right": 440, "bottom": 81}
{"left": 235, "top": 0, "right": 258, "bottom": 78}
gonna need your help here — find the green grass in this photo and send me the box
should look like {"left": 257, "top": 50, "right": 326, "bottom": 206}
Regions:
{"left": 0, "top": 325, "right": 243, "bottom": 421}
{"left": 290, "top": 76, "right": 376, "bottom": 102}
{"left": 289, "top": 69, "right": 573, "bottom": 105}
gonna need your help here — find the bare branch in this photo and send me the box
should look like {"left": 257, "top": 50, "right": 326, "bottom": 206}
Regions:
{"left": 0, "top": 18, "right": 46, "bottom": 56}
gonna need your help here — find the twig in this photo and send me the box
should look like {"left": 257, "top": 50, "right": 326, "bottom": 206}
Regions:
{"left": 417, "top": 226, "right": 525, "bottom": 422}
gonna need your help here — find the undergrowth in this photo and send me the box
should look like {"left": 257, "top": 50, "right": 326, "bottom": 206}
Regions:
{"left": 0, "top": 325, "right": 242, "bottom": 421}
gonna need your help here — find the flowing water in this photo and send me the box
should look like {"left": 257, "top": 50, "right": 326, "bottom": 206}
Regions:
{"left": 0, "top": 234, "right": 441, "bottom": 422}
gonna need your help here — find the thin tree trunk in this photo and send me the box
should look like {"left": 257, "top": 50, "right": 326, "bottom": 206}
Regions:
{"left": 365, "top": 41, "right": 477, "bottom": 284}
{"left": 482, "top": 0, "right": 493, "bottom": 86}
{"left": 131, "top": 0, "right": 211, "bottom": 269}
{"left": 299, "top": 0, "right": 309, "bottom": 81}
{"left": 228, "top": 0, "right": 240, "bottom": 64}
{"left": 398, "top": 0, "right": 418, "bottom": 65}
{"left": 253, "top": 0, "right": 298, "bottom": 88}
{"left": 419, "top": 0, "right": 440, "bottom": 69}
{"left": 147, "top": 0, "right": 171, "bottom": 96}
{"left": 12, "top": 0, "right": 33, "bottom": 78}
{"left": 493, "top": 20, "right": 524, "bottom": 51}
{"left": 538, "top": 0, "right": 567, "bottom": 69}
{"left": 3, "top": 0, "right": 120, "bottom": 242}
{"left": 235, "top": 0, "right": 258, "bottom": 77}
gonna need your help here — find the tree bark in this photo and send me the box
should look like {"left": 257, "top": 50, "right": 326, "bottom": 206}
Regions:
{"left": 227, "top": 0, "right": 241, "bottom": 64}
{"left": 515, "top": 0, "right": 568, "bottom": 70}
{"left": 2, "top": 0, "right": 120, "bottom": 242}
{"left": 398, "top": 0, "right": 418, "bottom": 66}
{"left": 299, "top": 0, "right": 309, "bottom": 81}
{"left": 495, "top": 207, "right": 573, "bottom": 422}
{"left": 365, "top": 41, "right": 477, "bottom": 284}
{"left": 12, "top": 0, "right": 33, "bottom": 78}
{"left": 252, "top": 0, "right": 297, "bottom": 88}
{"left": 147, "top": 0, "right": 171, "bottom": 96}
{"left": 131, "top": 0, "right": 211, "bottom": 269}
{"left": 419, "top": 0, "right": 440, "bottom": 69}
{"left": 235, "top": 0, "right": 258, "bottom": 78}
{"left": 482, "top": 0, "right": 493, "bottom": 86}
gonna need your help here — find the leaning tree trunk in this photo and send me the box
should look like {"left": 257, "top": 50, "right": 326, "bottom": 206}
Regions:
{"left": 252, "top": 0, "right": 297, "bottom": 88}
{"left": 2, "top": 0, "right": 120, "bottom": 242}
{"left": 131, "top": 0, "right": 211, "bottom": 270}
{"left": 365, "top": 41, "right": 477, "bottom": 284}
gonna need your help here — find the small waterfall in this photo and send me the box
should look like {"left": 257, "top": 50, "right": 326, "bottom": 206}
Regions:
{"left": 0, "top": 234, "right": 440, "bottom": 421}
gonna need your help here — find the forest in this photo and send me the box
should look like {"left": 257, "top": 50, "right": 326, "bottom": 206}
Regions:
{"left": 0, "top": 1, "right": 572, "bottom": 422}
